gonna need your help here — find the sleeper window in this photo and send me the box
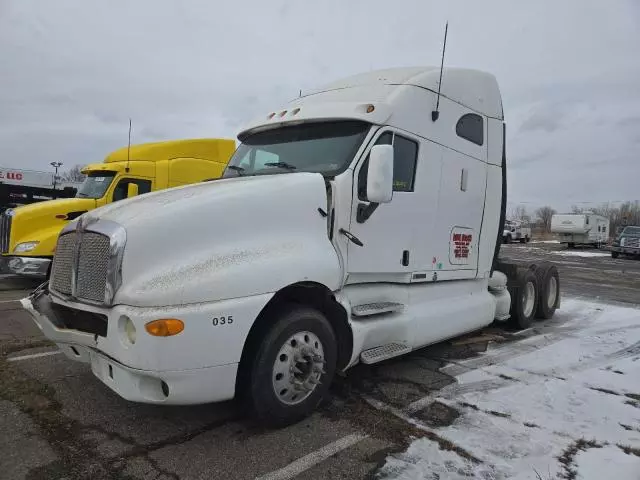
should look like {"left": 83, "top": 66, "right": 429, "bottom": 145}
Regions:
{"left": 456, "top": 113, "right": 484, "bottom": 146}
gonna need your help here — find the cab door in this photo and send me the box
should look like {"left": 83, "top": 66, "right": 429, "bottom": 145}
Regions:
{"left": 346, "top": 129, "right": 425, "bottom": 282}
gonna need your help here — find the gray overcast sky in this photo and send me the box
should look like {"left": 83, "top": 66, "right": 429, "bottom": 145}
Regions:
{"left": 1, "top": 0, "right": 639, "bottom": 212}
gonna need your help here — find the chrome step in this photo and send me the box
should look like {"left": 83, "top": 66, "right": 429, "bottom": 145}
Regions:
{"left": 351, "top": 302, "right": 404, "bottom": 317}
{"left": 360, "top": 343, "right": 412, "bottom": 364}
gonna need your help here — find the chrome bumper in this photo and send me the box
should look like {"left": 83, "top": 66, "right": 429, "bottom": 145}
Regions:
{"left": 5, "top": 256, "right": 51, "bottom": 277}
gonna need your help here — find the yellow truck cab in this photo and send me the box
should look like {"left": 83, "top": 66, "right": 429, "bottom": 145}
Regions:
{"left": 0, "top": 138, "right": 235, "bottom": 277}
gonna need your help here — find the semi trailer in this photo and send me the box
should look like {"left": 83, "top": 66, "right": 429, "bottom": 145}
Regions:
{"left": 22, "top": 67, "right": 561, "bottom": 426}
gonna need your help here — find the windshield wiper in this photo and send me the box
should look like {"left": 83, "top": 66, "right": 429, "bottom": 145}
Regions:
{"left": 265, "top": 162, "right": 297, "bottom": 171}
{"left": 226, "top": 165, "right": 245, "bottom": 176}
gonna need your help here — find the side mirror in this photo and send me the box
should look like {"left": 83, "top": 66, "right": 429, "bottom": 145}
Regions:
{"left": 127, "top": 183, "right": 139, "bottom": 198}
{"left": 366, "top": 145, "right": 393, "bottom": 204}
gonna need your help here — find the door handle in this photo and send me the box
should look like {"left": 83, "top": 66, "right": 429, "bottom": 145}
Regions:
{"left": 339, "top": 228, "right": 364, "bottom": 247}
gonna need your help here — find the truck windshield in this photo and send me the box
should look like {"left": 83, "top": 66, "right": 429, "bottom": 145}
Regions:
{"left": 76, "top": 171, "right": 116, "bottom": 199}
{"left": 622, "top": 226, "right": 640, "bottom": 235}
{"left": 223, "top": 120, "right": 370, "bottom": 177}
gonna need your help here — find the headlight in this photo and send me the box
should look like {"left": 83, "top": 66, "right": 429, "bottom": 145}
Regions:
{"left": 119, "top": 316, "right": 137, "bottom": 345}
{"left": 14, "top": 241, "right": 39, "bottom": 253}
{"left": 125, "top": 318, "right": 137, "bottom": 344}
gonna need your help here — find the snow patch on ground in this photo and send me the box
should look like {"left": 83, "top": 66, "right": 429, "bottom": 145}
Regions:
{"left": 531, "top": 240, "right": 561, "bottom": 244}
{"left": 574, "top": 445, "right": 640, "bottom": 480}
{"left": 553, "top": 250, "right": 611, "bottom": 258}
{"left": 378, "top": 299, "right": 640, "bottom": 480}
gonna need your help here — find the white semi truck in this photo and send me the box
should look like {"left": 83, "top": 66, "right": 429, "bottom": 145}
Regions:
{"left": 22, "top": 67, "right": 561, "bottom": 426}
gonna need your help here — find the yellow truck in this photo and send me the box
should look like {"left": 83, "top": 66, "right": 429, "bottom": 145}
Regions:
{"left": 0, "top": 138, "right": 235, "bottom": 277}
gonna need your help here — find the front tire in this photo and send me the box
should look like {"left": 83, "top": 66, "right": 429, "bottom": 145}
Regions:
{"left": 248, "top": 305, "right": 337, "bottom": 427}
{"left": 611, "top": 251, "right": 619, "bottom": 259}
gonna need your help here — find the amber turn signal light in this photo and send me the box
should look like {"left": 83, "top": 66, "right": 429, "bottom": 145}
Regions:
{"left": 144, "top": 319, "right": 184, "bottom": 337}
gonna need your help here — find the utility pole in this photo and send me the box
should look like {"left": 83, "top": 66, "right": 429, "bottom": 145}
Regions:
{"left": 50, "top": 161, "right": 63, "bottom": 190}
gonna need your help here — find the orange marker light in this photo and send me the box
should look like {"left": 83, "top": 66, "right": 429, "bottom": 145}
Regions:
{"left": 366, "top": 104, "right": 375, "bottom": 113}
{"left": 267, "top": 112, "right": 276, "bottom": 119}
{"left": 279, "top": 110, "right": 288, "bottom": 117}
{"left": 145, "top": 319, "right": 184, "bottom": 337}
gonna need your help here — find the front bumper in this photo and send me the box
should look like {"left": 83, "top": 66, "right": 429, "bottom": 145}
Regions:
{"left": 4, "top": 256, "right": 51, "bottom": 277}
{"left": 611, "top": 246, "right": 640, "bottom": 255}
{"left": 20, "top": 285, "right": 239, "bottom": 405}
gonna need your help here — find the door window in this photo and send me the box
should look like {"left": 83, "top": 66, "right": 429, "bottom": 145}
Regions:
{"left": 112, "top": 178, "right": 152, "bottom": 202}
{"left": 358, "top": 132, "right": 418, "bottom": 200}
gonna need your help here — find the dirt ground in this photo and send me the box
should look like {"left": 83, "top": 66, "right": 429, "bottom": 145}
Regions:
{"left": 0, "top": 242, "right": 638, "bottom": 480}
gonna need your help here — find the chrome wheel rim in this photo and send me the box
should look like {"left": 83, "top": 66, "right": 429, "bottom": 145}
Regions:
{"left": 523, "top": 281, "right": 535, "bottom": 318}
{"left": 272, "top": 331, "right": 325, "bottom": 405}
{"left": 547, "top": 276, "right": 558, "bottom": 309}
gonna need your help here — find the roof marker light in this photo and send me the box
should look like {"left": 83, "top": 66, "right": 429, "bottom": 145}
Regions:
{"left": 366, "top": 104, "right": 375, "bottom": 113}
{"left": 267, "top": 112, "right": 276, "bottom": 119}
{"left": 291, "top": 108, "right": 301, "bottom": 115}
{"left": 279, "top": 110, "right": 287, "bottom": 117}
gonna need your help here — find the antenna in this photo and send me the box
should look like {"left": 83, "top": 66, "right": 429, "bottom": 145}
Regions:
{"left": 431, "top": 21, "right": 448, "bottom": 122}
{"left": 126, "top": 118, "right": 132, "bottom": 172}
{"left": 299, "top": 89, "right": 302, "bottom": 98}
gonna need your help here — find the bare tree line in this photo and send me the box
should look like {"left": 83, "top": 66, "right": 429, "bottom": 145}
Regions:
{"left": 60, "top": 165, "right": 86, "bottom": 182}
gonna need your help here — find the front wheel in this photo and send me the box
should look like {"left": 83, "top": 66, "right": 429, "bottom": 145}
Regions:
{"left": 611, "top": 251, "right": 619, "bottom": 259}
{"left": 248, "top": 305, "right": 337, "bottom": 427}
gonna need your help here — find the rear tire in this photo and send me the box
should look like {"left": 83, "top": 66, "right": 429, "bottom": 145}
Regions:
{"left": 519, "top": 237, "right": 526, "bottom": 243}
{"left": 508, "top": 269, "right": 538, "bottom": 329}
{"left": 505, "top": 234, "right": 512, "bottom": 244}
{"left": 611, "top": 251, "right": 619, "bottom": 259}
{"left": 534, "top": 264, "right": 560, "bottom": 319}
{"left": 568, "top": 243, "right": 575, "bottom": 249}
{"left": 525, "top": 236, "right": 530, "bottom": 243}
{"left": 248, "top": 305, "right": 337, "bottom": 427}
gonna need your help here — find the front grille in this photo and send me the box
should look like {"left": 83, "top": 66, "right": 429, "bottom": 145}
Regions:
{"left": 50, "top": 233, "right": 75, "bottom": 295}
{"left": 50, "top": 231, "right": 111, "bottom": 303}
{"left": 76, "top": 233, "right": 110, "bottom": 302}
{"left": 622, "top": 237, "right": 640, "bottom": 248}
{"left": 0, "top": 212, "right": 11, "bottom": 254}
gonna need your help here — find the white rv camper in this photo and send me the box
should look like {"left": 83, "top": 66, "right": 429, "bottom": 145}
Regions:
{"left": 551, "top": 213, "right": 610, "bottom": 247}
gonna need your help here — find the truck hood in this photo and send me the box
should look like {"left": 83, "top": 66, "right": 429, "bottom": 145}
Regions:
{"left": 12, "top": 197, "right": 97, "bottom": 221}
{"left": 84, "top": 173, "right": 341, "bottom": 307}
{"left": 8, "top": 198, "right": 97, "bottom": 252}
